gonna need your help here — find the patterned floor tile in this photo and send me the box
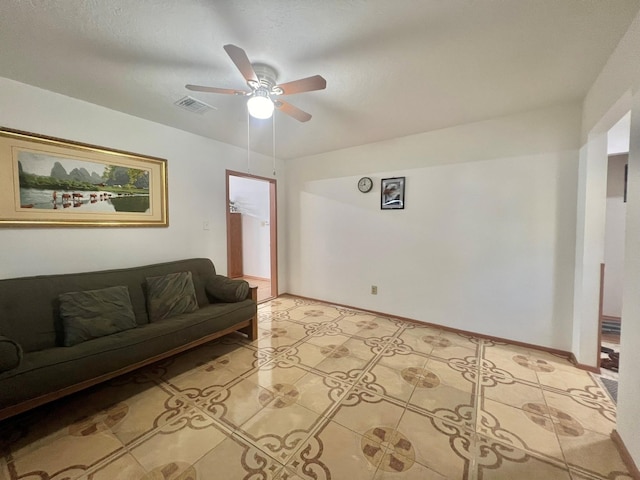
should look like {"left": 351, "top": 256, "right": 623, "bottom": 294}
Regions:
{"left": 247, "top": 334, "right": 298, "bottom": 353}
{"left": 537, "top": 365, "right": 601, "bottom": 392}
{"left": 472, "top": 437, "right": 572, "bottom": 479}
{"left": 286, "top": 304, "right": 341, "bottom": 323}
{"left": 143, "top": 342, "right": 234, "bottom": 382}
{"left": 424, "top": 357, "right": 477, "bottom": 394}
{"left": 477, "top": 398, "right": 566, "bottom": 463}
{"left": 373, "top": 461, "right": 448, "bottom": 479}
{"left": 194, "top": 433, "right": 286, "bottom": 479}
{"left": 159, "top": 360, "right": 243, "bottom": 403}
{"left": 305, "top": 331, "right": 352, "bottom": 349}
{"left": 558, "top": 429, "right": 630, "bottom": 479}
{"left": 542, "top": 391, "right": 616, "bottom": 436}
{"left": 395, "top": 409, "right": 472, "bottom": 479}
{"left": 377, "top": 342, "right": 430, "bottom": 371}
{"left": 482, "top": 378, "right": 546, "bottom": 410}
{"left": 76, "top": 453, "right": 147, "bottom": 480}
{"left": 329, "top": 392, "right": 405, "bottom": 439}
{"left": 393, "top": 327, "right": 437, "bottom": 355}
{"left": 427, "top": 341, "right": 480, "bottom": 362}
{"left": 286, "top": 420, "right": 380, "bottom": 480}
{"left": 238, "top": 403, "right": 321, "bottom": 464}
{"left": 281, "top": 341, "right": 331, "bottom": 369}
{"left": 342, "top": 315, "right": 401, "bottom": 340}
{"left": 196, "top": 376, "right": 269, "bottom": 429}
{"left": 275, "top": 468, "right": 307, "bottom": 480}
{"left": 528, "top": 350, "right": 580, "bottom": 372}
{"left": 307, "top": 354, "right": 370, "bottom": 383}
{"left": 9, "top": 421, "right": 124, "bottom": 480}
{"left": 292, "top": 371, "right": 351, "bottom": 417}
{"left": 246, "top": 360, "right": 310, "bottom": 390}
{"left": 128, "top": 407, "right": 230, "bottom": 473}
{"left": 98, "top": 381, "right": 191, "bottom": 446}
{"left": 569, "top": 468, "right": 634, "bottom": 480}
{"left": 481, "top": 347, "right": 542, "bottom": 383}
{"left": 3, "top": 376, "right": 144, "bottom": 462}
{"left": 437, "top": 330, "right": 481, "bottom": 348}
{"left": 258, "top": 320, "right": 309, "bottom": 347}
{"left": 358, "top": 363, "right": 417, "bottom": 403}
{"left": 407, "top": 377, "right": 476, "bottom": 431}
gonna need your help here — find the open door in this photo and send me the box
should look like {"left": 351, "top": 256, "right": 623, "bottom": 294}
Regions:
{"left": 226, "top": 170, "right": 278, "bottom": 303}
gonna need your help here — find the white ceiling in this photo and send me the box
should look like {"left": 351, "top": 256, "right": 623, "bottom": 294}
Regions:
{"left": 0, "top": 1, "right": 638, "bottom": 159}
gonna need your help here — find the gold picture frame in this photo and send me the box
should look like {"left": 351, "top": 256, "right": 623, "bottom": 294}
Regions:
{"left": 0, "top": 128, "right": 168, "bottom": 227}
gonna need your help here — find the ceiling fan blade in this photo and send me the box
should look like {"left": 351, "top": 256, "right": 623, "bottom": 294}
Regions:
{"left": 275, "top": 100, "right": 312, "bottom": 122}
{"left": 186, "top": 84, "right": 247, "bottom": 95}
{"left": 223, "top": 44, "right": 259, "bottom": 85}
{"left": 275, "top": 75, "right": 327, "bottom": 95}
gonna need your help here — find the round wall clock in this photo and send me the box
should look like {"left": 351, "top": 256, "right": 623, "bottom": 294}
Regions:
{"left": 358, "top": 177, "right": 373, "bottom": 193}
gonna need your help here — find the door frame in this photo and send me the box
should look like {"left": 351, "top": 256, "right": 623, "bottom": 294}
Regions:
{"left": 225, "top": 170, "right": 278, "bottom": 299}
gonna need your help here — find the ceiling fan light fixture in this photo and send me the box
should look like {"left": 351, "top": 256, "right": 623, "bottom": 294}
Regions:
{"left": 247, "top": 91, "right": 274, "bottom": 119}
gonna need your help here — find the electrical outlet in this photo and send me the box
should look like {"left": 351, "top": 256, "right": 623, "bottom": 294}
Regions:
{"left": 203, "top": 221, "right": 210, "bottom": 231}
{"left": 371, "top": 285, "right": 378, "bottom": 295}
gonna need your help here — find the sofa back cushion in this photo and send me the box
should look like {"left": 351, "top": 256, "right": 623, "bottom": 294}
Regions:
{"left": 59, "top": 285, "right": 137, "bottom": 346}
{"left": 146, "top": 271, "right": 199, "bottom": 322}
{"left": 0, "top": 258, "right": 216, "bottom": 353}
{"left": 0, "top": 335, "right": 23, "bottom": 372}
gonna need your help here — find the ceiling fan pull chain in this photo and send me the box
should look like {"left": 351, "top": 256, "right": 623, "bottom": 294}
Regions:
{"left": 247, "top": 109, "right": 251, "bottom": 174}
{"left": 272, "top": 113, "right": 276, "bottom": 176}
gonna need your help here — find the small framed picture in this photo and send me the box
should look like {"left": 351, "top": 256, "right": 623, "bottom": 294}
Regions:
{"left": 381, "top": 177, "right": 405, "bottom": 210}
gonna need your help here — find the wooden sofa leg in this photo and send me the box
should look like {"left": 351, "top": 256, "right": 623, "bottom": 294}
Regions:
{"left": 240, "top": 285, "right": 259, "bottom": 340}
{"left": 241, "top": 316, "right": 258, "bottom": 341}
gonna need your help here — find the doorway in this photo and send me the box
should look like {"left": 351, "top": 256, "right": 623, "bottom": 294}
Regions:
{"left": 226, "top": 170, "right": 278, "bottom": 303}
{"left": 599, "top": 113, "right": 631, "bottom": 377}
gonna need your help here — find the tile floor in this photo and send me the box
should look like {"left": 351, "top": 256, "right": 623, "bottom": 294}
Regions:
{"left": 0, "top": 295, "right": 629, "bottom": 480}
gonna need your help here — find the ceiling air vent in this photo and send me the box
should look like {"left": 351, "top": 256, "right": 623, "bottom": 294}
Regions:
{"left": 174, "top": 96, "right": 216, "bottom": 114}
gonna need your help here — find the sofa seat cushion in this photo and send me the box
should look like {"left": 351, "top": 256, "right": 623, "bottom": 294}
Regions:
{"left": 0, "top": 336, "right": 23, "bottom": 373}
{"left": 0, "top": 300, "right": 255, "bottom": 409}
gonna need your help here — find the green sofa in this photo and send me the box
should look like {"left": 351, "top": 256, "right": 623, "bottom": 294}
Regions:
{"left": 0, "top": 258, "right": 257, "bottom": 421}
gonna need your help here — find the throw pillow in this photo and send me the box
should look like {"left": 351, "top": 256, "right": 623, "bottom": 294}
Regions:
{"left": 0, "top": 335, "right": 23, "bottom": 372}
{"left": 146, "top": 271, "right": 199, "bottom": 322}
{"left": 205, "top": 275, "right": 250, "bottom": 303}
{"left": 59, "top": 285, "right": 137, "bottom": 347}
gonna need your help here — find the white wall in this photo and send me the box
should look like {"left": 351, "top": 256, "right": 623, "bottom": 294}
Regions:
{"left": 619, "top": 92, "right": 640, "bottom": 473}
{"left": 572, "top": 133, "right": 608, "bottom": 367}
{"left": 286, "top": 102, "right": 581, "bottom": 351}
{"left": 0, "top": 77, "right": 286, "bottom": 282}
{"left": 580, "top": 9, "right": 640, "bottom": 469}
{"left": 603, "top": 154, "right": 627, "bottom": 318}
{"left": 229, "top": 176, "right": 271, "bottom": 278}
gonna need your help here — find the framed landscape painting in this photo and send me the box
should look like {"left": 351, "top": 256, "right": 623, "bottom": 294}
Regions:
{"left": 0, "top": 128, "right": 168, "bottom": 227}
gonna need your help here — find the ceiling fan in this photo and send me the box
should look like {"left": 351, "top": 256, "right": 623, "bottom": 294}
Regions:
{"left": 186, "top": 44, "right": 326, "bottom": 122}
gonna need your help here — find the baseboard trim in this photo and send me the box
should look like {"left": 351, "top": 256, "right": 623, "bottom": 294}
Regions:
{"left": 280, "top": 293, "right": 576, "bottom": 362}
{"left": 612, "top": 430, "right": 640, "bottom": 480}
